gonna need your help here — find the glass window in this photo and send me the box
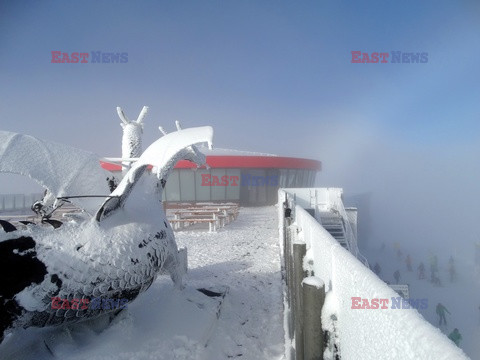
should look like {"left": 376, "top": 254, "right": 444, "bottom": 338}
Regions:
{"left": 246, "top": 169, "right": 266, "bottom": 204}
{"left": 165, "top": 170, "right": 180, "bottom": 201}
{"left": 211, "top": 169, "right": 226, "bottom": 201}
{"left": 179, "top": 170, "right": 195, "bottom": 201}
{"left": 194, "top": 169, "right": 211, "bottom": 201}
{"left": 266, "top": 169, "right": 280, "bottom": 204}
{"left": 296, "top": 170, "right": 304, "bottom": 187}
{"left": 3, "top": 194, "right": 14, "bottom": 210}
{"left": 310, "top": 171, "right": 317, "bottom": 186}
{"left": 279, "top": 169, "right": 288, "bottom": 188}
{"left": 287, "top": 169, "right": 296, "bottom": 187}
{"left": 226, "top": 169, "right": 241, "bottom": 200}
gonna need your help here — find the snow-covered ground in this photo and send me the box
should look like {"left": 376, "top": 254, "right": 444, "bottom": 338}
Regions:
{"left": 175, "top": 206, "right": 285, "bottom": 359}
{"left": 0, "top": 206, "right": 285, "bottom": 360}
{"left": 363, "top": 243, "right": 480, "bottom": 360}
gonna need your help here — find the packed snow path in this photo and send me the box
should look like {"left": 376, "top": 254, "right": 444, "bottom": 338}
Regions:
{"left": 175, "top": 205, "right": 285, "bottom": 359}
{"left": 0, "top": 206, "right": 285, "bottom": 360}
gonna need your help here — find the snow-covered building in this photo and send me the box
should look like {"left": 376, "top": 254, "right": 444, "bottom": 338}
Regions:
{"left": 101, "top": 148, "right": 321, "bottom": 206}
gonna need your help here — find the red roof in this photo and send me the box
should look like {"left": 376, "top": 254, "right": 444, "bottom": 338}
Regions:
{"left": 101, "top": 156, "right": 321, "bottom": 172}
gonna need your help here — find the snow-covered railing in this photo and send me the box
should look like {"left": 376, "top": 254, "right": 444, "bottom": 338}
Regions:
{"left": 278, "top": 189, "right": 469, "bottom": 359}
{"left": 0, "top": 193, "right": 42, "bottom": 212}
{"left": 326, "top": 189, "right": 369, "bottom": 267}
{"left": 282, "top": 188, "right": 368, "bottom": 267}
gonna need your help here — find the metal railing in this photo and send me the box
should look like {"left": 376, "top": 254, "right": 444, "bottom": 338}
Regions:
{"left": 328, "top": 190, "right": 369, "bottom": 267}
{"left": 0, "top": 193, "right": 43, "bottom": 212}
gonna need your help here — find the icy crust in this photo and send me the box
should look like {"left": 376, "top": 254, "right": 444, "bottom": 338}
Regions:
{"left": 302, "top": 276, "right": 324, "bottom": 289}
{"left": 118, "top": 105, "right": 147, "bottom": 172}
{"left": 5, "top": 215, "right": 178, "bottom": 318}
{"left": 0, "top": 131, "right": 111, "bottom": 214}
{"left": 121, "top": 125, "right": 143, "bottom": 172}
{"left": 294, "top": 206, "right": 469, "bottom": 360}
{"left": 134, "top": 126, "right": 213, "bottom": 178}
{"left": 121, "top": 125, "right": 143, "bottom": 159}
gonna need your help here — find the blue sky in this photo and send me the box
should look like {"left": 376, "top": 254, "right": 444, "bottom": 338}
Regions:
{"left": 1, "top": 0, "right": 478, "bottom": 151}
{"left": 1, "top": 1, "right": 480, "bottom": 249}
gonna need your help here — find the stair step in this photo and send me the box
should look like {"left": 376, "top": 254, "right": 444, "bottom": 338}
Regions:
{"left": 323, "top": 225, "right": 343, "bottom": 230}
{"left": 324, "top": 228, "right": 344, "bottom": 233}
{"left": 324, "top": 227, "right": 343, "bottom": 231}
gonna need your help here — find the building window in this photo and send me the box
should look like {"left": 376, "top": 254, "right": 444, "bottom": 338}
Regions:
{"left": 211, "top": 169, "right": 227, "bottom": 201}
{"left": 179, "top": 170, "right": 195, "bottom": 201}
{"left": 194, "top": 168, "right": 211, "bottom": 201}
{"left": 165, "top": 170, "right": 180, "bottom": 201}
{"left": 226, "top": 169, "right": 241, "bottom": 200}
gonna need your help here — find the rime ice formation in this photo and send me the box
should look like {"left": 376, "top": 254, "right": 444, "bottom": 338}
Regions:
{"left": 0, "top": 124, "right": 214, "bottom": 345}
{"left": 117, "top": 106, "right": 148, "bottom": 174}
{"left": 0, "top": 131, "right": 111, "bottom": 215}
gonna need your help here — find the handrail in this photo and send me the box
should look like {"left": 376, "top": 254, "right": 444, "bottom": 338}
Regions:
{"left": 284, "top": 188, "right": 369, "bottom": 267}
{"left": 329, "top": 191, "right": 369, "bottom": 267}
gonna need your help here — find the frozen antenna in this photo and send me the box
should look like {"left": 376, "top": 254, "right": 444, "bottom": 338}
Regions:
{"left": 116, "top": 105, "right": 149, "bottom": 173}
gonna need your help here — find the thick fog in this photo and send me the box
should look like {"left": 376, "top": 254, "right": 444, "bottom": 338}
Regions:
{"left": 313, "top": 121, "right": 480, "bottom": 258}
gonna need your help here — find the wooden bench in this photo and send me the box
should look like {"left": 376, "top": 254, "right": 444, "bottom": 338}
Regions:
{"left": 169, "top": 218, "right": 220, "bottom": 232}
{"left": 167, "top": 203, "right": 240, "bottom": 232}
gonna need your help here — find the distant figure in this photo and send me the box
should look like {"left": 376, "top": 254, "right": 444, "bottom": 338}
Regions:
{"left": 436, "top": 303, "right": 450, "bottom": 326}
{"left": 380, "top": 242, "right": 386, "bottom": 252}
{"left": 373, "top": 263, "right": 381, "bottom": 276}
{"left": 418, "top": 262, "right": 425, "bottom": 279}
{"left": 448, "top": 328, "right": 462, "bottom": 347}
{"left": 405, "top": 255, "right": 412, "bottom": 272}
{"left": 393, "top": 270, "right": 401, "bottom": 284}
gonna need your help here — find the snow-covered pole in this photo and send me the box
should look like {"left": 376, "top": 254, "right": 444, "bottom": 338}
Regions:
{"left": 293, "top": 242, "right": 307, "bottom": 360}
{"left": 302, "top": 277, "right": 325, "bottom": 360}
{"left": 285, "top": 226, "right": 295, "bottom": 340}
{"left": 117, "top": 106, "right": 149, "bottom": 175}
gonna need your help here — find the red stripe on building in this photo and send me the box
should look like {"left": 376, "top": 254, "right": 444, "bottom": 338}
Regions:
{"left": 101, "top": 156, "right": 321, "bottom": 172}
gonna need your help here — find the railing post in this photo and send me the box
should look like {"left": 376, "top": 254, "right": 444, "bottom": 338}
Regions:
{"left": 286, "top": 225, "right": 295, "bottom": 341}
{"left": 302, "top": 277, "right": 325, "bottom": 360}
{"left": 293, "top": 242, "right": 307, "bottom": 360}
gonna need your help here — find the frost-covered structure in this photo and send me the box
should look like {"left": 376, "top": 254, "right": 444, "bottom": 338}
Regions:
{"left": 279, "top": 188, "right": 469, "bottom": 359}
{"left": 0, "top": 124, "right": 213, "bottom": 345}
{"left": 0, "top": 131, "right": 111, "bottom": 215}
{"left": 117, "top": 106, "right": 148, "bottom": 174}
